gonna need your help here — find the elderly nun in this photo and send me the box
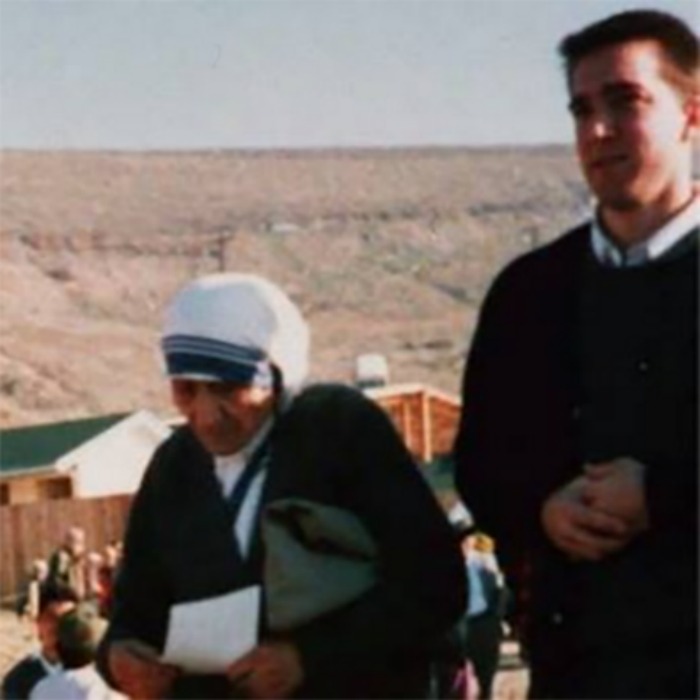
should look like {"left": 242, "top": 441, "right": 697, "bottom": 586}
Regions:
{"left": 97, "top": 273, "right": 465, "bottom": 700}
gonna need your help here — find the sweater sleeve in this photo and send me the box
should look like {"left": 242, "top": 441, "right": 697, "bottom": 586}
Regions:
{"left": 644, "top": 449, "right": 697, "bottom": 537}
{"left": 96, "top": 445, "right": 173, "bottom": 688}
{"left": 453, "top": 252, "right": 581, "bottom": 560}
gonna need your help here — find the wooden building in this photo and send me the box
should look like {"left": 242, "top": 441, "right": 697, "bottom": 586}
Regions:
{"left": 0, "top": 410, "right": 171, "bottom": 505}
{"left": 363, "top": 383, "right": 461, "bottom": 464}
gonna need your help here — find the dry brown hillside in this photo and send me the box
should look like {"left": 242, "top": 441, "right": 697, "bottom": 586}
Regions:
{"left": 0, "top": 146, "right": 587, "bottom": 427}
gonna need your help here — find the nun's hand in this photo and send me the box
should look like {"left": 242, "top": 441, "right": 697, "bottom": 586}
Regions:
{"left": 108, "top": 638, "right": 179, "bottom": 700}
{"left": 227, "top": 642, "right": 304, "bottom": 699}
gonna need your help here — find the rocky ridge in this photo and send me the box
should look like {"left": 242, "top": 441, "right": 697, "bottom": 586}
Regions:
{"left": 0, "top": 146, "right": 586, "bottom": 427}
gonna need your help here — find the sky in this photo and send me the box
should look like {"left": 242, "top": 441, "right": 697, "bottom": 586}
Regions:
{"left": 0, "top": 0, "right": 697, "bottom": 151}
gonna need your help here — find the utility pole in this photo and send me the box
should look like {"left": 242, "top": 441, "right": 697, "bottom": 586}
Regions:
{"left": 212, "top": 227, "right": 235, "bottom": 272}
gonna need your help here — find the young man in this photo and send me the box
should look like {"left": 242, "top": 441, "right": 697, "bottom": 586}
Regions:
{"left": 454, "top": 9, "right": 698, "bottom": 699}
{"left": 98, "top": 273, "right": 465, "bottom": 699}
{"left": 31, "top": 604, "right": 125, "bottom": 700}
{"left": 2, "top": 584, "right": 79, "bottom": 700}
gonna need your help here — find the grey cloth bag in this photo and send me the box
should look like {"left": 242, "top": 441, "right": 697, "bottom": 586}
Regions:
{"left": 262, "top": 498, "right": 378, "bottom": 631}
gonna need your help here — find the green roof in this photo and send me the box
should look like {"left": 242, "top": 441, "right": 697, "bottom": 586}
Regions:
{"left": 0, "top": 413, "right": 129, "bottom": 475}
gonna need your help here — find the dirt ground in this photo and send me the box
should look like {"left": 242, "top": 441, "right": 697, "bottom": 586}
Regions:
{"left": 0, "top": 610, "right": 37, "bottom": 687}
{"left": 0, "top": 609, "right": 528, "bottom": 698}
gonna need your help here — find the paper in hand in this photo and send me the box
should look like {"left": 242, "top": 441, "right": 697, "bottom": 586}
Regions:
{"left": 162, "top": 586, "right": 260, "bottom": 673}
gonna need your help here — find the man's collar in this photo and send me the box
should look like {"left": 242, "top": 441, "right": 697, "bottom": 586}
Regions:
{"left": 591, "top": 194, "right": 700, "bottom": 267}
{"left": 32, "top": 651, "right": 61, "bottom": 674}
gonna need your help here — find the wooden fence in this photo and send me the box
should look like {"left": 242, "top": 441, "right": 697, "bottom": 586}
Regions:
{"left": 0, "top": 494, "right": 133, "bottom": 605}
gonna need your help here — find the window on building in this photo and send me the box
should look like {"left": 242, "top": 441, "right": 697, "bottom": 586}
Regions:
{"left": 39, "top": 477, "right": 72, "bottom": 500}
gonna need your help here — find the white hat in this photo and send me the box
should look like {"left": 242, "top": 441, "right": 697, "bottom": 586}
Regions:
{"left": 161, "top": 273, "right": 309, "bottom": 394}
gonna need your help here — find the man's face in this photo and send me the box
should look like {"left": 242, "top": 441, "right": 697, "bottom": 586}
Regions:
{"left": 569, "top": 40, "right": 696, "bottom": 215}
{"left": 37, "top": 601, "right": 75, "bottom": 663}
{"left": 66, "top": 528, "right": 85, "bottom": 556}
{"left": 171, "top": 379, "right": 276, "bottom": 455}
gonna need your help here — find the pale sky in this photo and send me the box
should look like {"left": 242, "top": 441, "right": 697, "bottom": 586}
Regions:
{"left": 1, "top": 0, "right": 697, "bottom": 150}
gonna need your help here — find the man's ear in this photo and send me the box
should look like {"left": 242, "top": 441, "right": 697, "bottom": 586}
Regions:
{"left": 682, "top": 91, "right": 700, "bottom": 140}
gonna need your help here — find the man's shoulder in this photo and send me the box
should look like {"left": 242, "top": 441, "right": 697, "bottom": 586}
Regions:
{"left": 152, "top": 422, "right": 205, "bottom": 464}
{"left": 486, "top": 223, "right": 590, "bottom": 304}
{"left": 137, "top": 423, "right": 209, "bottom": 491}
{"left": 67, "top": 665, "right": 116, "bottom": 693}
{"left": 49, "top": 547, "right": 69, "bottom": 564}
{"left": 504, "top": 223, "right": 589, "bottom": 278}
{"left": 30, "top": 672, "right": 76, "bottom": 700}
{"left": 295, "top": 382, "right": 366, "bottom": 404}
{"left": 2, "top": 655, "right": 46, "bottom": 698}
{"left": 281, "top": 383, "right": 384, "bottom": 434}
{"left": 4, "top": 655, "right": 44, "bottom": 679}
{"left": 26, "top": 674, "right": 57, "bottom": 700}
{"left": 34, "top": 666, "right": 126, "bottom": 700}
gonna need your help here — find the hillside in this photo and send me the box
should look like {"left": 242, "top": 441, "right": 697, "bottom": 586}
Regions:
{"left": 0, "top": 146, "right": 587, "bottom": 427}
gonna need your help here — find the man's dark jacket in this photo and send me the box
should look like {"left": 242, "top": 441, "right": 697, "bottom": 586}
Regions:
{"left": 454, "top": 225, "right": 698, "bottom": 697}
{"left": 2, "top": 656, "right": 48, "bottom": 700}
{"left": 99, "top": 383, "right": 466, "bottom": 699}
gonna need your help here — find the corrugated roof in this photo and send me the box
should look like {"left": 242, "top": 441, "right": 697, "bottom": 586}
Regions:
{"left": 0, "top": 413, "right": 129, "bottom": 475}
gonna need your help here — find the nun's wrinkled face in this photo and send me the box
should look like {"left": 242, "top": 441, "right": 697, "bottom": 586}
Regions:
{"left": 171, "top": 379, "right": 276, "bottom": 455}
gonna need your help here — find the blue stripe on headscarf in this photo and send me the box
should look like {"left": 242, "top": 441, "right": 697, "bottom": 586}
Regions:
{"left": 162, "top": 335, "right": 273, "bottom": 387}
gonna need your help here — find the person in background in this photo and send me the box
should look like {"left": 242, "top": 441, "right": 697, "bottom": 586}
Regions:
{"left": 30, "top": 603, "right": 126, "bottom": 700}
{"left": 15, "top": 559, "right": 48, "bottom": 625}
{"left": 2, "top": 583, "right": 79, "bottom": 700}
{"left": 461, "top": 533, "right": 507, "bottom": 700}
{"left": 97, "top": 272, "right": 465, "bottom": 699}
{"left": 96, "top": 543, "right": 121, "bottom": 618}
{"left": 431, "top": 509, "right": 477, "bottom": 700}
{"left": 47, "top": 527, "right": 89, "bottom": 600}
{"left": 454, "top": 9, "right": 698, "bottom": 698}
{"left": 84, "top": 551, "right": 105, "bottom": 610}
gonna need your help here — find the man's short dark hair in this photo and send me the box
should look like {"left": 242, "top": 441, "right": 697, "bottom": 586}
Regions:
{"left": 559, "top": 9, "right": 700, "bottom": 97}
{"left": 38, "top": 582, "right": 80, "bottom": 615}
{"left": 56, "top": 603, "right": 107, "bottom": 669}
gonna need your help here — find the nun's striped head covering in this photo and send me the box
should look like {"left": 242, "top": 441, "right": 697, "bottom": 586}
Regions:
{"left": 161, "top": 273, "right": 309, "bottom": 394}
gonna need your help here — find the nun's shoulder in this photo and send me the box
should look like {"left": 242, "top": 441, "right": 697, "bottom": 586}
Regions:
{"left": 146, "top": 423, "right": 208, "bottom": 477}
{"left": 286, "top": 383, "right": 376, "bottom": 420}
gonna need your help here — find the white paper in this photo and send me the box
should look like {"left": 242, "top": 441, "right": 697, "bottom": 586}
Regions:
{"left": 162, "top": 586, "right": 260, "bottom": 673}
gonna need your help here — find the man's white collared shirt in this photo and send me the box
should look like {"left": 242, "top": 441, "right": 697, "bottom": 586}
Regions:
{"left": 590, "top": 195, "right": 700, "bottom": 267}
